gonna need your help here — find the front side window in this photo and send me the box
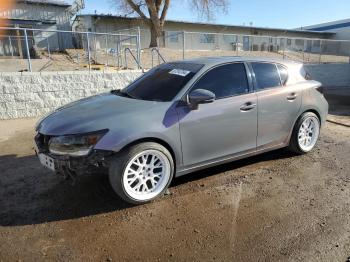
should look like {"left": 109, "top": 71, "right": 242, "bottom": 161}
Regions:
{"left": 191, "top": 63, "right": 249, "bottom": 99}
{"left": 200, "top": 34, "right": 215, "bottom": 44}
{"left": 123, "top": 62, "right": 204, "bottom": 102}
{"left": 252, "top": 62, "right": 281, "bottom": 90}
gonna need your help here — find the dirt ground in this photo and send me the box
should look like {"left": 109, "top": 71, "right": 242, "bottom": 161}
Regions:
{"left": 0, "top": 89, "right": 349, "bottom": 261}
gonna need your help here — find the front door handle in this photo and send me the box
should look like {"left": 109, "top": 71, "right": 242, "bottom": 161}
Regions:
{"left": 287, "top": 93, "right": 297, "bottom": 101}
{"left": 240, "top": 102, "right": 256, "bottom": 112}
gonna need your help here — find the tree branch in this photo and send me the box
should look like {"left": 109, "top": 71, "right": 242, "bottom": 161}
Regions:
{"left": 125, "top": 0, "right": 148, "bottom": 19}
{"left": 145, "top": 0, "right": 157, "bottom": 17}
{"left": 189, "top": 0, "right": 228, "bottom": 21}
{"left": 155, "top": 0, "right": 162, "bottom": 13}
{"left": 145, "top": 0, "right": 159, "bottom": 27}
{"left": 160, "top": 0, "right": 169, "bottom": 24}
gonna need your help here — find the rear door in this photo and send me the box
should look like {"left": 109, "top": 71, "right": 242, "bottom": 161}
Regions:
{"left": 250, "top": 62, "right": 302, "bottom": 148}
{"left": 177, "top": 63, "right": 258, "bottom": 167}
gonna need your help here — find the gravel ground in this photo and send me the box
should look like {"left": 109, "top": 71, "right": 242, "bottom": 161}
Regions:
{"left": 0, "top": 89, "right": 349, "bottom": 261}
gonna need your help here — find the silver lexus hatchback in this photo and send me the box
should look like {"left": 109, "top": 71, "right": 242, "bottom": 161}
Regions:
{"left": 35, "top": 57, "right": 328, "bottom": 204}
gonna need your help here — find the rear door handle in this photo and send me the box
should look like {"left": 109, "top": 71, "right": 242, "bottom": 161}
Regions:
{"left": 287, "top": 93, "right": 297, "bottom": 101}
{"left": 240, "top": 102, "right": 256, "bottom": 111}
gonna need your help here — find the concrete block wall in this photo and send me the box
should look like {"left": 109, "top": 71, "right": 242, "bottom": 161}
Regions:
{"left": 0, "top": 70, "right": 142, "bottom": 120}
{"left": 305, "top": 64, "right": 350, "bottom": 87}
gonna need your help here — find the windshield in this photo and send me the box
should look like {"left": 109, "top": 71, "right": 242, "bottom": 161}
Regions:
{"left": 122, "top": 62, "right": 204, "bottom": 102}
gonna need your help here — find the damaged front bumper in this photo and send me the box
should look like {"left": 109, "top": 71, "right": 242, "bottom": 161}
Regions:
{"left": 34, "top": 132, "right": 114, "bottom": 181}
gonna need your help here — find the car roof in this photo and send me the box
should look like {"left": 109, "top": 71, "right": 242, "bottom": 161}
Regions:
{"left": 178, "top": 56, "right": 301, "bottom": 68}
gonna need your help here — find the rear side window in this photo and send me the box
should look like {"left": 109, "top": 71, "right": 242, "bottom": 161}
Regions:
{"left": 277, "top": 64, "right": 288, "bottom": 85}
{"left": 252, "top": 62, "right": 281, "bottom": 90}
{"left": 191, "top": 63, "right": 249, "bottom": 99}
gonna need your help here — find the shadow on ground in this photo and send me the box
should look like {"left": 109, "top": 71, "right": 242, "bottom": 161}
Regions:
{"left": 0, "top": 148, "right": 296, "bottom": 227}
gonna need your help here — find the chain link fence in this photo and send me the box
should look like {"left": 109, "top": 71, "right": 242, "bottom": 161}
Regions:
{"left": 1, "top": 27, "right": 349, "bottom": 72}
{"left": 0, "top": 27, "right": 141, "bottom": 72}
{"left": 151, "top": 31, "right": 350, "bottom": 67}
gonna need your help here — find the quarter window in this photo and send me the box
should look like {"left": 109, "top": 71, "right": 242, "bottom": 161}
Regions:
{"left": 252, "top": 62, "right": 281, "bottom": 90}
{"left": 191, "top": 63, "right": 249, "bottom": 99}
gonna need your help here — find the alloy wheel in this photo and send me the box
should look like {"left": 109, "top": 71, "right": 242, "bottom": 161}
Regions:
{"left": 298, "top": 116, "right": 320, "bottom": 152}
{"left": 122, "top": 149, "right": 171, "bottom": 201}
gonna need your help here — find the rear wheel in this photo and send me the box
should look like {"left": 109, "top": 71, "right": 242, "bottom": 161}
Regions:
{"left": 109, "top": 142, "right": 174, "bottom": 204}
{"left": 288, "top": 112, "right": 320, "bottom": 154}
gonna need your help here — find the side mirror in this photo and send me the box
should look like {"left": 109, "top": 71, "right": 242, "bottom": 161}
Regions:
{"left": 188, "top": 89, "right": 215, "bottom": 109}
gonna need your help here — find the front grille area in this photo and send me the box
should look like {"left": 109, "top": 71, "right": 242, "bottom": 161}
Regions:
{"left": 34, "top": 133, "right": 52, "bottom": 153}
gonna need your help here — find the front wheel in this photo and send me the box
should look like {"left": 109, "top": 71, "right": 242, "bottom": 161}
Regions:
{"left": 109, "top": 142, "right": 174, "bottom": 204}
{"left": 288, "top": 112, "right": 320, "bottom": 154}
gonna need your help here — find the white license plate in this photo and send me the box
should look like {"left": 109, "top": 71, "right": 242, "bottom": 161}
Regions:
{"left": 38, "top": 153, "right": 55, "bottom": 172}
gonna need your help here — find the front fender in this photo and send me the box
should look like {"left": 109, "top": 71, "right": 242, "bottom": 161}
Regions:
{"left": 94, "top": 128, "right": 183, "bottom": 167}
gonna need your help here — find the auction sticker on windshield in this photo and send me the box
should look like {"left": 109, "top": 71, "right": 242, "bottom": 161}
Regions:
{"left": 169, "top": 69, "right": 191, "bottom": 77}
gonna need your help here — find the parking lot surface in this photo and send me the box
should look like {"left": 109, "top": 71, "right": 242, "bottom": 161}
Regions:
{"left": 0, "top": 90, "right": 349, "bottom": 261}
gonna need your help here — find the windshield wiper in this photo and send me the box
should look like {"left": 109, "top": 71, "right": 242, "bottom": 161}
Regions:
{"left": 111, "top": 89, "right": 135, "bottom": 99}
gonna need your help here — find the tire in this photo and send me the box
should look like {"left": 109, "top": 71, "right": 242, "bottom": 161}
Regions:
{"left": 288, "top": 112, "right": 320, "bottom": 154}
{"left": 109, "top": 142, "right": 174, "bottom": 204}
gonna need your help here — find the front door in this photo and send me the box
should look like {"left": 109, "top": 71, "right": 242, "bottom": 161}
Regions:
{"left": 177, "top": 63, "right": 258, "bottom": 167}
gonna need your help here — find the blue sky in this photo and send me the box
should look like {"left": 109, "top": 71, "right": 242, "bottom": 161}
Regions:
{"left": 76, "top": 0, "right": 350, "bottom": 29}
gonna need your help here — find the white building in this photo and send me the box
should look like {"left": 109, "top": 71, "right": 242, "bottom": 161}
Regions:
{"left": 0, "top": 0, "right": 74, "bottom": 56}
{"left": 302, "top": 19, "right": 350, "bottom": 56}
{"left": 303, "top": 18, "right": 350, "bottom": 40}
{"left": 0, "top": 0, "right": 72, "bottom": 30}
{"left": 74, "top": 15, "right": 335, "bottom": 53}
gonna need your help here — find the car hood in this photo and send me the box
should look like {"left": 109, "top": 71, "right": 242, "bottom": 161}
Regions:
{"left": 37, "top": 93, "right": 168, "bottom": 136}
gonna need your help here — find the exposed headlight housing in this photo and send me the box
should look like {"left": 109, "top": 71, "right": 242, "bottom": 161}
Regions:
{"left": 48, "top": 130, "right": 108, "bottom": 156}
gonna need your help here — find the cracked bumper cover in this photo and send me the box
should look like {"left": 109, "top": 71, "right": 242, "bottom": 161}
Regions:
{"left": 34, "top": 132, "right": 114, "bottom": 174}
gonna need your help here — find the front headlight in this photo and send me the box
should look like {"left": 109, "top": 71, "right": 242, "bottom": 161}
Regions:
{"left": 48, "top": 130, "right": 108, "bottom": 156}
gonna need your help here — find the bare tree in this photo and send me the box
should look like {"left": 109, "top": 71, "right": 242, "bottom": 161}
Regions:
{"left": 189, "top": 0, "right": 228, "bottom": 21}
{"left": 113, "top": 0, "right": 228, "bottom": 47}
